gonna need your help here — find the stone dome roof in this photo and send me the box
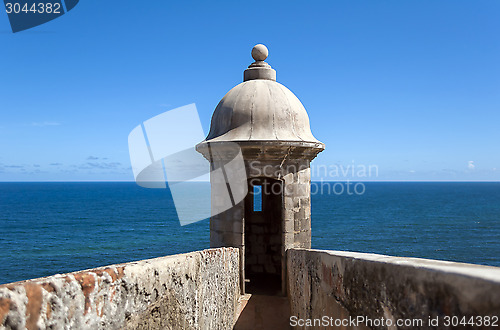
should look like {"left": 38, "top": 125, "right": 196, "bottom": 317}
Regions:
{"left": 200, "top": 44, "right": 324, "bottom": 151}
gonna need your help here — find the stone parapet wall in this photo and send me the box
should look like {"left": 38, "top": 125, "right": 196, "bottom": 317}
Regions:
{"left": 0, "top": 248, "right": 240, "bottom": 330}
{"left": 287, "top": 248, "right": 500, "bottom": 330}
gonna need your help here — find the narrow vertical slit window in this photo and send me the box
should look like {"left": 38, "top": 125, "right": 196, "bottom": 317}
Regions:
{"left": 253, "top": 185, "right": 262, "bottom": 212}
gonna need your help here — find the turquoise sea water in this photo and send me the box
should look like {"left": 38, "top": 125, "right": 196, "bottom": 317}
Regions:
{"left": 0, "top": 182, "right": 499, "bottom": 284}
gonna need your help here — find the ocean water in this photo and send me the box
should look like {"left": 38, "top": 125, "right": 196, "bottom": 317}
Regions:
{"left": 0, "top": 182, "right": 499, "bottom": 284}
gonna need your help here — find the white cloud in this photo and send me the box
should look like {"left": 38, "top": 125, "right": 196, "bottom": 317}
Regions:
{"left": 468, "top": 161, "right": 475, "bottom": 170}
{"left": 79, "top": 162, "right": 122, "bottom": 169}
{"left": 31, "top": 121, "right": 61, "bottom": 127}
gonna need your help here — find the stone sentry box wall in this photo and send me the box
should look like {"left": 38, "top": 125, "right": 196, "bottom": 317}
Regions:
{"left": 203, "top": 147, "right": 320, "bottom": 295}
{"left": 243, "top": 155, "right": 317, "bottom": 295}
{"left": 196, "top": 44, "right": 324, "bottom": 295}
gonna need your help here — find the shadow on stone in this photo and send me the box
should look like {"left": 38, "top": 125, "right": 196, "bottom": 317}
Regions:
{"left": 234, "top": 294, "right": 291, "bottom": 330}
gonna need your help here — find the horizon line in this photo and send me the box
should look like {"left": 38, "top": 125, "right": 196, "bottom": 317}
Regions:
{"left": 0, "top": 180, "right": 499, "bottom": 183}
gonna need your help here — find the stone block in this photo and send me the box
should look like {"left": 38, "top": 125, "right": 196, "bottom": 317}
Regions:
{"left": 283, "top": 173, "right": 294, "bottom": 185}
{"left": 271, "top": 254, "right": 281, "bottom": 263}
{"left": 283, "top": 218, "right": 294, "bottom": 233}
{"left": 210, "top": 231, "right": 224, "bottom": 247}
{"left": 295, "top": 231, "right": 311, "bottom": 245}
{"left": 264, "top": 264, "right": 277, "bottom": 274}
{"left": 298, "top": 168, "right": 311, "bottom": 183}
{"left": 251, "top": 265, "right": 264, "bottom": 273}
{"left": 252, "top": 244, "right": 266, "bottom": 254}
{"left": 232, "top": 221, "right": 243, "bottom": 234}
{"left": 245, "top": 254, "right": 257, "bottom": 265}
{"left": 301, "top": 204, "right": 311, "bottom": 218}
{"left": 293, "top": 184, "right": 308, "bottom": 197}
{"left": 251, "top": 224, "right": 264, "bottom": 234}
{"left": 232, "top": 205, "right": 244, "bottom": 220}
{"left": 283, "top": 232, "right": 295, "bottom": 248}
{"left": 294, "top": 208, "right": 306, "bottom": 221}
{"left": 270, "top": 235, "right": 281, "bottom": 245}
{"left": 300, "top": 197, "right": 310, "bottom": 208}
{"left": 258, "top": 254, "right": 270, "bottom": 265}
{"left": 224, "top": 232, "right": 243, "bottom": 246}
{"left": 210, "top": 219, "right": 226, "bottom": 232}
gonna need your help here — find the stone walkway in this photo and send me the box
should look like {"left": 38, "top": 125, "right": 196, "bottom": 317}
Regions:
{"left": 234, "top": 294, "right": 291, "bottom": 329}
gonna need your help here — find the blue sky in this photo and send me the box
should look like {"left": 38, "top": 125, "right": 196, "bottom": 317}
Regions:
{"left": 1, "top": 0, "right": 499, "bottom": 181}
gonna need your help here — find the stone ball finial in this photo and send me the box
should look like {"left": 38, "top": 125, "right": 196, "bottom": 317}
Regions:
{"left": 251, "top": 44, "right": 268, "bottom": 61}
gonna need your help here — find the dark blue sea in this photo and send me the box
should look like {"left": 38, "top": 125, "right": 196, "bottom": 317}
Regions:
{"left": 1, "top": 182, "right": 499, "bottom": 284}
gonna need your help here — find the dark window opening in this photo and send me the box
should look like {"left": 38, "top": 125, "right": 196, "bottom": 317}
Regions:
{"left": 244, "top": 178, "right": 283, "bottom": 295}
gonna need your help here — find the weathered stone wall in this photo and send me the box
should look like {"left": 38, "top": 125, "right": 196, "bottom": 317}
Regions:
{"left": 288, "top": 248, "right": 500, "bottom": 330}
{"left": 0, "top": 248, "right": 240, "bottom": 330}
